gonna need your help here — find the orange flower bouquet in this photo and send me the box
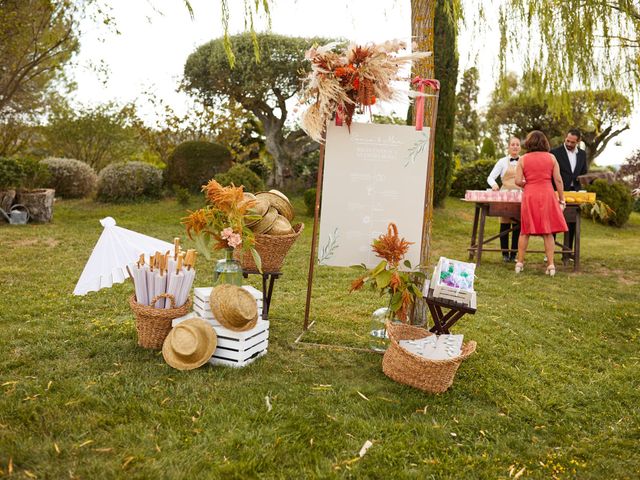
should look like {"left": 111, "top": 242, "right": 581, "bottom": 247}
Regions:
{"left": 182, "top": 179, "right": 262, "bottom": 271}
{"left": 350, "top": 223, "right": 425, "bottom": 322}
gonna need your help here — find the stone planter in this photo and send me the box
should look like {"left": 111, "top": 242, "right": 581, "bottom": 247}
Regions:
{"left": 0, "top": 189, "right": 16, "bottom": 220}
{"left": 16, "top": 188, "right": 55, "bottom": 223}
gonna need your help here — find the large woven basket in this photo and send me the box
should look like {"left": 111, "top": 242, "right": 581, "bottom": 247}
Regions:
{"left": 382, "top": 322, "right": 476, "bottom": 394}
{"left": 129, "top": 294, "right": 192, "bottom": 350}
{"left": 234, "top": 223, "right": 304, "bottom": 272}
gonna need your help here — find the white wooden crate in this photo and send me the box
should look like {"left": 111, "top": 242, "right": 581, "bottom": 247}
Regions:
{"left": 172, "top": 315, "right": 269, "bottom": 368}
{"left": 430, "top": 258, "right": 475, "bottom": 306}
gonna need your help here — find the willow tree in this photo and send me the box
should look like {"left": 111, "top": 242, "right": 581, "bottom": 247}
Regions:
{"left": 496, "top": 1, "right": 640, "bottom": 102}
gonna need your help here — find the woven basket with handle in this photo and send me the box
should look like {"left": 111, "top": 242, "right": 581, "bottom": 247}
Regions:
{"left": 234, "top": 223, "right": 304, "bottom": 272}
{"left": 382, "top": 322, "right": 476, "bottom": 393}
{"left": 129, "top": 294, "right": 192, "bottom": 350}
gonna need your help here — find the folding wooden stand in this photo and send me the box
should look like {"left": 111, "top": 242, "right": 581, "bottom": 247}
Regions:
{"left": 242, "top": 269, "right": 281, "bottom": 321}
{"left": 422, "top": 280, "right": 477, "bottom": 335}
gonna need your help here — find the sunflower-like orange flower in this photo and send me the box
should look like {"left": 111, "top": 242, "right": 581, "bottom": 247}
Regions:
{"left": 182, "top": 209, "right": 209, "bottom": 239}
{"left": 202, "top": 179, "right": 244, "bottom": 213}
{"left": 372, "top": 223, "right": 413, "bottom": 267}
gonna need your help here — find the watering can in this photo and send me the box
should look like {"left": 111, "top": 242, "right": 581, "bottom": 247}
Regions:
{"left": 0, "top": 204, "right": 30, "bottom": 225}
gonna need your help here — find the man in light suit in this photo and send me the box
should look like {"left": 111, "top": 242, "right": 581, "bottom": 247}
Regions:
{"left": 551, "top": 129, "right": 588, "bottom": 259}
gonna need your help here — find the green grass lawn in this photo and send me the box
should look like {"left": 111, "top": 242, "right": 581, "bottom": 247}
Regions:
{"left": 1, "top": 196, "right": 639, "bottom": 479}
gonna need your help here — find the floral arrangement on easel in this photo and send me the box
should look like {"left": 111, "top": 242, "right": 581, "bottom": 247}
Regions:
{"left": 182, "top": 179, "right": 262, "bottom": 270}
{"left": 299, "top": 40, "right": 431, "bottom": 142}
{"left": 349, "top": 223, "right": 425, "bottom": 322}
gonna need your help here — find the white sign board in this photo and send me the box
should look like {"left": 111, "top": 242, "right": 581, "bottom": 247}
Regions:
{"left": 318, "top": 122, "right": 430, "bottom": 268}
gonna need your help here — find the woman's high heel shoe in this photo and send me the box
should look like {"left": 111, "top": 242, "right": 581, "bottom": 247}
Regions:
{"left": 515, "top": 262, "right": 524, "bottom": 273}
{"left": 545, "top": 265, "right": 556, "bottom": 277}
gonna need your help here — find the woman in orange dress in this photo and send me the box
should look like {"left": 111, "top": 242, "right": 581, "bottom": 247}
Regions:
{"left": 514, "top": 130, "right": 568, "bottom": 276}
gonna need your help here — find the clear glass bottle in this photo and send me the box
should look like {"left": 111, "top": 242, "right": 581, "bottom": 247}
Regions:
{"left": 213, "top": 248, "right": 243, "bottom": 286}
{"left": 370, "top": 306, "right": 395, "bottom": 352}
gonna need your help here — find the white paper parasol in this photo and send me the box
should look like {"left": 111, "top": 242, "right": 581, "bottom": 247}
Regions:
{"left": 73, "top": 217, "right": 174, "bottom": 296}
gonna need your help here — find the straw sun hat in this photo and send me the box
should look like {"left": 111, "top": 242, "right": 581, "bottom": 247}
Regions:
{"left": 252, "top": 206, "right": 278, "bottom": 234}
{"left": 256, "top": 190, "right": 294, "bottom": 221}
{"left": 210, "top": 284, "right": 258, "bottom": 332}
{"left": 162, "top": 318, "right": 217, "bottom": 370}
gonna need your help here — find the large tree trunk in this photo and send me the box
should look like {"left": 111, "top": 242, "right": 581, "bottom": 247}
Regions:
{"left": 411, "top": 0, "right": 437, "bottom": 325}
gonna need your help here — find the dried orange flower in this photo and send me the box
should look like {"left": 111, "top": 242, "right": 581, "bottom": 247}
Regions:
{"left": 349, "top": 276, "right": 366, "bottom": 293}
{"left": 182, "top": 209, "right": 209, "bottom": 239}
{"left": 202, "top": 179, "right": 244, "bottom": 213}
{"left": 372, "top": 223, "right": 413, "bottom": 267}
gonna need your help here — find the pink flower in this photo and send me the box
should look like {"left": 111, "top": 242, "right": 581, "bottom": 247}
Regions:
{"left": 227, "top": 233, "right": 242, "bottom": 248}
{"left": 221, "top": 227, "right": 234, "bottom": 239}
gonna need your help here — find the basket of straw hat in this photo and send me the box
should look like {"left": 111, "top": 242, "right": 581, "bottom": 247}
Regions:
{"left": 235, "top": 190, "right": 304, "bottom": 272}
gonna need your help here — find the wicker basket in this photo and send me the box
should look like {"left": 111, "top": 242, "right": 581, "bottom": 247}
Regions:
{"left": 382, "top": 322, "right": 476, "bottom": 393}
{"left": 234, "top": 223, "right": 304, "bottom": 272}
{"left": 129, "top": 294, "right": 192, "bottom": 350}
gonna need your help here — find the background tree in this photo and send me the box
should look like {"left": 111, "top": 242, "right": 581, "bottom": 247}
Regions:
{"left": 0, "top": 0, "right": 77, "bottom": 116}
{"left": 431, "top": 0, "right": 458, "bottom": 206}
{"left": 479, "top": 137, "right": 496, "bottom": 159}
{"left": 183, "top": 32, "right": 325, "bottom": 189}
{"left": 497, "top": 1, "right": 640, "bottom": 101}
{"left": 39, "top": 101, "right": 143, "bottom": 170}
{"left": 486, "top": 75, "right": 631, "bottom": 167}
{"left": 453, "top": 67, "right": 481, "bottom": 164}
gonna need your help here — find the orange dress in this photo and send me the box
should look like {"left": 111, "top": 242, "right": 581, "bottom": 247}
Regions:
{"left": 520, "top": 152, "right": 568, "bottom": 235}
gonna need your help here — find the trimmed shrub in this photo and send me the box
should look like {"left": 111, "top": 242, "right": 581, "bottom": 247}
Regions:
{"left": 242, "top": 157, "right": 272, "bottom": 181}
{"left": 586, "top": 179, "right": 634, "bottom": 227}
{"left": 0, "top": 157, "right": 25, "bottom": 189}
{"left": 304, "top": 188, "right": 317, "bottom": 215}
{"left": 215, "top": 164, "right": 264, "bottom": 192}
{"left": 97, "top": 162, "right": 163, "bottom": 202}
{"left": 165, "top": 141, "right": 233, "bottom": 191}
{"left": 41, "top": 157, "right": 97, "bottom": 198}
{"left": 17, "top": 157, "right": 50, "bottom": 189}
{"left": 449, "top": 159, "right": 496, "bottom": 198}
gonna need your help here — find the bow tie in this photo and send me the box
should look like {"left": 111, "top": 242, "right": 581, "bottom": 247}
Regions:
{"left": 510, "top": 157, "right": 519, "bottom": 162}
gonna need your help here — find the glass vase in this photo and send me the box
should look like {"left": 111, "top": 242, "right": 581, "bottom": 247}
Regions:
{"left": 213, "top": 248, "right": 243, "bottom": 286}
{"left": 370, "top": 306, "right": 396, "bottom": 352}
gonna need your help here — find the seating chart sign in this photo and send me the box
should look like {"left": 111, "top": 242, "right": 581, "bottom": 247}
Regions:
{"left": 318, "top": 122, "right": 430, "bottom": 268}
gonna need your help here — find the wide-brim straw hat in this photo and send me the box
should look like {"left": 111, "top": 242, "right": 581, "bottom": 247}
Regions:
{"left": 245, "top": 195, "right": 270, "bottom": 227}
{"left": 265, "top": 214, "right": 294, "bottom": 235}
{"left": 252, "top": 206, "right": 278, "bottom": 234}
{"left": 162, "top": 318, "right": 217, "bottom": 370}
{"left": 256, "top": 190, "right": 294, "bottom": 221}
{"left": 210, "top": 284, "right": 258, "bottom": 332}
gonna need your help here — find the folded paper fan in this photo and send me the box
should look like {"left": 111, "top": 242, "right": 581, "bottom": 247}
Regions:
{"left": 73, "top": 217, "right": 174, "bottom": 296}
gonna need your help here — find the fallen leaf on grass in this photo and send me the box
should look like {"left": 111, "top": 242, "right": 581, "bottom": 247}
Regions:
{"left": 8, "top": 457, "right": 13, "bottom": 474}
{"left": 326, "top": 414, "right": 337, "bottom": 421}
{"left": 358, "top": 440, "right": 373, "bottom": 457}
{"left": 54, "top": 442, "right": 60, "bottom": 454}
{"left": 24, "top": 470, "right": 36, "bottom": 478}
{"left": 522, "top": 395, "right": 533, "bottom": 403}
{"left": 77, "top": 440, "right": 94, "bottom": 448}
{"left": 514, "top": 467, "right": 526, "bottom": 478}
{"left": 64, "top": 400, "right": 80, "bottom": 406}
{"left": 93, "top": 448, "right": 113, "bottom": 453}
{"left": 2, "top": 381, "right": 18, "bottom": 387}
{"left": 122, "top": 456, "right": 135, "bottom": 469}
{"left": 46, "top": 381, "right": 53, "bottom": 391}
{"left": 376, "top": 396, "right": 400, "bottom": 404}
{"left": 415, "top": 406, "right": 428, "bottom": 414}
{"left": 265, "top": 396, "right": 272, "bottom": 412}
{"left": 160, "top": 397, "right": 170, "bottom": 406}
{"left": 356, "top": 391, "right": 369, "bottom": 401}
{"left": 311, "top": 384, "right": 332, "bottom": 390}
{"left": 450, "top": 432, "right": 457, "bottom": 437}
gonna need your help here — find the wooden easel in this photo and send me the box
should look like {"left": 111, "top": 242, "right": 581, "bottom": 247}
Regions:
{"left": 297, "top": 90, "right": 440, "bottom": 349}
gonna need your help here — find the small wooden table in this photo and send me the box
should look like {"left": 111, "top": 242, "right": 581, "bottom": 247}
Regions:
{"left": 423, "top": 280, "right": 477, "bottom": 335}
{"left": 242, "top": 270, "right": 282, "bottom": 321}
{"left": 466, "top": 200, "right": 581, "bottom": 271}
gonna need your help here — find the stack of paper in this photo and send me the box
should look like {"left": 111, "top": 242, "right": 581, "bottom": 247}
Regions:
{"left": 399, "top": 334, "right": 463, "bottom": 360}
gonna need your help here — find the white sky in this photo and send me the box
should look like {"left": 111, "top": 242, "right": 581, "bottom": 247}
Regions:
{"left": 68, "top": 0, "right": 637, "bottom": 166}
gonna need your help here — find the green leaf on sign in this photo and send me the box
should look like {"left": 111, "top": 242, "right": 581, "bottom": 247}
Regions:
{"left": 403, "top": 260, "right": 412, "bottom": 269}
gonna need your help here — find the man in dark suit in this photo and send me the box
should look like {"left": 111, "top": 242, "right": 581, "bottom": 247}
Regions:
{"left": 551, "top": 128, "right": 588, "bottom": 259}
